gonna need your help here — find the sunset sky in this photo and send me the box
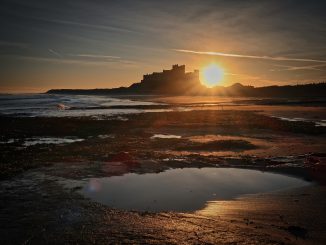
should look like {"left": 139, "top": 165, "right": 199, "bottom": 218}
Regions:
{"left": 1, "top": 0, "right": 326, "bottom": 93}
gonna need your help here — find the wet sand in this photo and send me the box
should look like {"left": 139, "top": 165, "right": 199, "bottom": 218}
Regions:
{"left": 0, "top": 106, "right": 325, "bottom": 244}
{"left": 1, "top": 168, "right": 325, "bottom": 244}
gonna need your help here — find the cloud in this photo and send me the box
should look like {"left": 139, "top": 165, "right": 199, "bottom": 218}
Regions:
{"left": 1, "top": 53, "right": 138, "bottom": 67}
{"left": 69, "top": 54, "right": 121, "bottom": 59}
{"left": 225, "top": 72, "right": 261, "bottom": 80}
{"left": 39, "top": 18, "right": 137, "bottom": 34}
{"left": 0, "top": 41, "right": 28, "bottom": 48}
{"left": 48, "top": 49, "right": 62, "bottom": 58}
{"left": 270, "top": 64, "right": 326, "bottom": 71}
{"left": 66, "top": 53, "right": 141, "bottom": 66}
{"left": 174, "top": 49, "right": 326, "bottom": 63}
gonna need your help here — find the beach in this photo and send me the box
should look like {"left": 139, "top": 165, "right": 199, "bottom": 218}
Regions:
{"left": 0, "top": 94, "right": 325, "bottom": 244}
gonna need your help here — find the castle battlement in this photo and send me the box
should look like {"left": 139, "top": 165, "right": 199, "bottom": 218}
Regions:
{"left": 142, "top": 64, "right": 196, "bottom": 82}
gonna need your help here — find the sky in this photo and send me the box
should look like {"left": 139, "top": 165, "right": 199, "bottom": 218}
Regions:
{"left": 1, "top": 0, "right": 326, "bottom": 93}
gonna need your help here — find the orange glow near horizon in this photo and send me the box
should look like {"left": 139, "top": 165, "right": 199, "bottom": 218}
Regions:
{"left": 200, "top": 64, "right": 225, "bottom": 88}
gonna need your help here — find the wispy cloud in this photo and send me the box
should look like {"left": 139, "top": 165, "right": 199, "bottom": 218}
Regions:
{"left": 225, "top": 72, "right": 261, "bottom": 80}
{"left": 67, "top": 53, "right": 137, "bottom": 65}
{"left": 69, "top": 54, "right": 121, "bottom": 59}
{"left": 39, "top": 18, "right": 137, "bottom": 34}
{"left": 0, "top": 41, "right": 28, "bottom": 48}
{"left": 48, "top": 49, "right": 62, "bottom": 58}
{"left": 1, "top": 53, "right": 138, "bottom": 67}
{"left": 4, "top": 55, "right": 110, "bottom": 66}
{"left": 47, "top": 49, "right": 122, "bottom": 62}
{"left": 174, "top": 49, "right": 326, "bottom": 63}
{"left": 270, "top": 63, "right": 326, "bottom": 71}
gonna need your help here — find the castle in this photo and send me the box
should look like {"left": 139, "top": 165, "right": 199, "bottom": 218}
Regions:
{"left": 129, "top": 64, "right": 202, "bottom": 93}
{"left": 142, "top": 64, "right": 199, "bottom": 83}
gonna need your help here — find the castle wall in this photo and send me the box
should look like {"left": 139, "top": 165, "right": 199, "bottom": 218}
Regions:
{"left": 142, "top": 65, "right": 194, "bottom": 83}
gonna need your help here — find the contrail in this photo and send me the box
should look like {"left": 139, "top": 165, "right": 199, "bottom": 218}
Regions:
{"left": 48, "top": 49, "right": 62, "bottom": 58}
{"left": 174, "top": 49, "right": 326, "bottom": 63}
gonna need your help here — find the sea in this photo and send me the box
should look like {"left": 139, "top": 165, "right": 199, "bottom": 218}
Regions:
{"left": 1, "top": 93, "right": 325, "bottom": 127}
{"left": 0, "top": 93, "right": 171, "bottom": 118}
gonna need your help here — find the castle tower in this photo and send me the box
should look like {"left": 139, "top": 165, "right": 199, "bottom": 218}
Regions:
{"left": 172, "top": 64, "right": 185, "bottom": 75}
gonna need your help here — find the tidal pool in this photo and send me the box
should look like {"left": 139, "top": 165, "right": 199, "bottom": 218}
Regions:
{"left": 151, "top": 134, "right": 181, "bottom": 139}
{"left": 81, "top": 168, "right": 311, "bottom": 212}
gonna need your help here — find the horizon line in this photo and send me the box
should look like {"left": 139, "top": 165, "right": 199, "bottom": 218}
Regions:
{"left": 3, "top": 81, "right": 326, "bottom": 94}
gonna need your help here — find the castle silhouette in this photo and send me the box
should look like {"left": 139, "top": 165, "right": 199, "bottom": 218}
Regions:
{"left": 128, "top": 64, "right": 203, "bottom": 94}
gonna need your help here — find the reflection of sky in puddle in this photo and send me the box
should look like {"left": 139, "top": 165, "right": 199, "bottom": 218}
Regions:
{"left": 272, "top": 116, "right": 326, "bottom": 127}
{"left": 23, "top": 137, "right": 84, "bottom": 146}
{"left": 315, "top": 120, "right": 326, "bottom": 127}
{"left": 0, "top": 137, "right": 84, "bottom": 146}
{"left": 81, "top": 168, "right": 310, "bottom": 212}
{"left": 151, "top": 134, "right": 181, "bottom": 139}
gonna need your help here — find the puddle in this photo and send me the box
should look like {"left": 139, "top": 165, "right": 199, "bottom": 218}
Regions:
{"left": 97, "top": 134, "right": 115, "bottom": 139}
{"left": 23, "top": 137, "right": 84, "bottom": 146}
{"left": 0, "top": 139, "right": 15, "bottom": 144}
{"left": 272, "top": 116, "right": 326, "bottom": 127}
{"left": 151, "top": 134, "right": 181, "bottom": 139}
{"left": 315, "top": 120, "right": 326, "bottom": 127}
{"left": 80, "top": 168, "right": 310, "bottom": 212}
{"left": 1, "top": 137, "right": 84, "bottom": 146}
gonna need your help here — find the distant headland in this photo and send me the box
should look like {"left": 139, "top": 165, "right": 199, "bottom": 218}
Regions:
{"left": 47, "top": 64, "right": 326, "bottom": 98}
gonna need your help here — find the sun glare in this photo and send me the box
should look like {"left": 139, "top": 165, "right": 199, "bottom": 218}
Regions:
{"left": 200, "top": 64, "right": 224, "bottom": 88}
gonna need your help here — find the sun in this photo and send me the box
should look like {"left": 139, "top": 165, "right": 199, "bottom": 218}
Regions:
{"left": 200, "top": 64, "right": 224, "bottom": 88}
